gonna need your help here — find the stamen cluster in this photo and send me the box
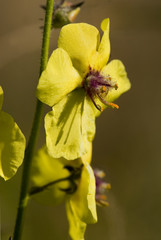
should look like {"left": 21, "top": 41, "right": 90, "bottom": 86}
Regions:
{"left": 83, "top": 68, "right": 119, "bottom": 112}
{"left": 94, "top": 169, "right": 111, "bottom": 206}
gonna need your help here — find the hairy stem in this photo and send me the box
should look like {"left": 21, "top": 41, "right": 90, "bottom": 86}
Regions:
{"left": 29, "top": 177, "right": 70, "bottom": 196}
{"left": 13, "top": 1, "right": 54, "bottom": 239}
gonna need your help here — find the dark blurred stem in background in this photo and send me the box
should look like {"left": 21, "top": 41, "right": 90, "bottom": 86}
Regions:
{"left": 12, "top": 0, "right": 54, "bottom": 239}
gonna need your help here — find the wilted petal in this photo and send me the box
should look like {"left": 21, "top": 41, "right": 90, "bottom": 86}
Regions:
{"left": 45, "top": 88, "right": 95, "bottom": 160}
{"left": 0, "top": 111, "right": 25, "bottom": 180}
{"left": 36, "top": 48, "right": 82, "bottom": 106}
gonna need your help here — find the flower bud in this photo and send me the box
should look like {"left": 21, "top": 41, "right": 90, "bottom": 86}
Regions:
{"left": 41, "top": 1, "right": 84, "bottom": 29}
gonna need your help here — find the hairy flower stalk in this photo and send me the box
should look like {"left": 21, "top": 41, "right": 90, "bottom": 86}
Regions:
{"left": 12, "top": 1, "right": 54, "bottom": 239}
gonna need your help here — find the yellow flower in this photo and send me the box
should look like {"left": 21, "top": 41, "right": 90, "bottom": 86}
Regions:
{"left": 36, "top": 19, "right": 131, "bottom": 160}
{"left": 0, "top": 86, "right": 25, "bottom": 180}
{"left": 30, "top": 145, "right": 97, "bottom": 240}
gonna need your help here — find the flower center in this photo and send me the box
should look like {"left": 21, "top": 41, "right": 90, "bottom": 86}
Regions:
{"left": 82, "top": 68, "right": 119, "bottom": 112}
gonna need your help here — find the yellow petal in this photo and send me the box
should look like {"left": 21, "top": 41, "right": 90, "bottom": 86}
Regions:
{"left": 90, "top": 18, "right": 110, "bottom": 71}
{"left": 36, "top": 48, "right": 82, "bottom": 106}
{"left": 101, "top": 59, "right": 131, "bottom": 103}
{"left": 58, "top": 23, "right": 100, "bottom": 75}
{"left": 69, "top": 161, "right": 97, "bottom": 224}
{"left": 66, "top": 200, "right": 86, "bottom": 240}
{"left": 0, "top": 111, "right": 25, "bottom": 180}
{"left": 31, "top": 146, "right": 70, "bottom": 187}
{"left": 81, "top": 142, "right": 92, "bottom": 164}
{"left": 45, "top": 89, "right": 95, "bottom": 160}
{"left": 30, "top": 146, "right": 70, "bottom": 205}
{"left": 101, "top": 18, "right": 110, "bottom": 32}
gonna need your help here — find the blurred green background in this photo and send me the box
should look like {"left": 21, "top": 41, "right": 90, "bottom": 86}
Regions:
{"left": 0, "top": 0, "right": 161, "bottom": 239}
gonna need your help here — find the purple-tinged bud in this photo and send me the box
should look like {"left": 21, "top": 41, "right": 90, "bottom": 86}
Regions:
{"left": 41, "top": 1, "right": 84, "bottom": 29}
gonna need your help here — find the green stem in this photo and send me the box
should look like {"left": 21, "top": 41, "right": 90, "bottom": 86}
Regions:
{"left": 29, "top": 177, "right": 70, "bottom": 196}
{"left": 29, "top": 165, "right": 83, "bottom": 196}
{"left": 13, "top": 1, "right": 54, "bottom": 239}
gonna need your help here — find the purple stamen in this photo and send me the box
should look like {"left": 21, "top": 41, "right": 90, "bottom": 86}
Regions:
{"left": 83, "top": 68, "right": 118, "bottom": 111}
{"left": 94, "top": 168, "right": 111, "bottom": 207}
{"left": 88, "top": 92, "right": 102, "bottom": 112}
{"left": 97, "top": 93, "right": 110, "bottom": 106}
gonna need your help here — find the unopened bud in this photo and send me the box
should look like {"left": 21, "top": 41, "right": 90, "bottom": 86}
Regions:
{"left": 41, "top": 1, "right": 84, "bottom": 29}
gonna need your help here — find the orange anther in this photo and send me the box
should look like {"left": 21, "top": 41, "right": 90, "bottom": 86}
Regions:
{"left": 99, "top": 195, "right": 107, "bottom": 200}
{"left": 109, "top": 102, "right": 119, "bottom": 109}
{"left": 106, "top": 183, "right": 111, "bottom": 190}
{"left": 115, "top": 83, "right": 118, "bottom": 90}
{"left": 102, "top": 86, "right": 106, "bottom": 91}
{"left": 97, "top": 171, "right": 105, "bottom": 178}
